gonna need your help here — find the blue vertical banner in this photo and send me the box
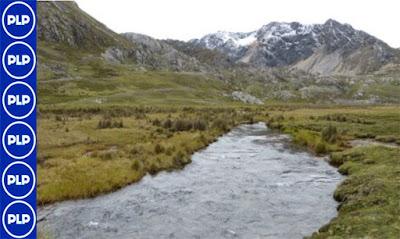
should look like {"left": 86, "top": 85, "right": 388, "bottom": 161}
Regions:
{"left": 0, "top": 0, "right": 37, "bottom": 238}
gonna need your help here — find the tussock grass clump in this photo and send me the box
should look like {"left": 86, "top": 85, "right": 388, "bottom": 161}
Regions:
{"left": 162, "top": 119, "right": 173, "bottom": 129}
{"left": 162, "top": 118, "right": 208, "bottom": 132}
{"left": 321, "top": 114, "right": 348, "bottom": 122}
{"left": 152, "top": 118, "right": 161, "bottom": 127}
{"left": 315, "top": 141, "right": 327, "bottom": 154}
{"left": 97, "top": 117, "right": 124, "bottom": 129}
{"left": 99, "top": 151, "right": 115, "bottom": 160}
{"left": 55, "top": 115, "right": 63, "bottom": 122}
{"left": 321, "top": 125, "right": 338, "bottom": 143}
{"left": 131, "top": 159, "right": 142, "bottom": 171}
{"left": 192, "top": 119, "right": 207, "bottom": 131}
{"left": 172, "top": 119, "right": 193, "bottom": 132}
{"left": 212, "top": 118, "right": 229, "bottom": 131}
{"left": 173, "top": 151, "right": 191, "bottom": 168}
{"left": 154, "top": 144, "right": 165, "bottom": 154}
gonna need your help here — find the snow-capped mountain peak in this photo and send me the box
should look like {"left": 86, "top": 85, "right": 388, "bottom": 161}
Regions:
{"left": 258, "top": 22, "right": 314, "bottom": 39}
{"left": 199, "top": 31, "right": 257, "bottom": 50}
{"left": 191, "top": 19, "right": 395, "bottom": 74}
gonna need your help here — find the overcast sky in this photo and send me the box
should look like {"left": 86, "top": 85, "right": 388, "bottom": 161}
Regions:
{"left": 74, "top": 0, "right": 400, "bottom": 48}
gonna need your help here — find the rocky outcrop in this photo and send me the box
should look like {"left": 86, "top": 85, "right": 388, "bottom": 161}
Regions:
{"left": 38, "top": 1, "right": 130, "bottom": 50}
{"left": 121, "top": 33, "right": 206, "bottom": 71}
{"left": 231, "top": 91, "right": 263, "bottom": 105}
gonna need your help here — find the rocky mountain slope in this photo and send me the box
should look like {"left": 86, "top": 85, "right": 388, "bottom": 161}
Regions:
{"left": 192, "top": 20, "right": 397, "bottom": 75}
{"left": 163, "top": 39, "right": 235, "bottom": 68}
{"left": 37, "top": 1, "right": 400, "bottom": 104}
{"left": 38, "top": 1, "right": 203, "bottom": 71}
{"left": 121, "top": 33, "right": 205, "bottom": 71}
{"left": 38, "top": 1, "right": 130, "bottom": 50}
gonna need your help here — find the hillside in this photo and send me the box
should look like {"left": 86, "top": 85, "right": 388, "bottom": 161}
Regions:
{"left": 38, "top": 2, "right": 206, "bottom": 72}
{"left": 37, "top": 1, "right": 236, "bottom": 109}
{"left": 37, "top": 1, "right": 400, "bottom": 105}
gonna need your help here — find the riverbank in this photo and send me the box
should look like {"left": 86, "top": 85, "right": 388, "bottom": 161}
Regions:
{"left": 38, "top": 106, "right": 258, "bottom": 205}
{"left": 39, "top": 123, "right": 342, "bottom": 239}
{"left": 264, "top": 106, "right": 400, "bottom": 238}
{"left": 38, "top": 105, "right": 400, "bottom": 237}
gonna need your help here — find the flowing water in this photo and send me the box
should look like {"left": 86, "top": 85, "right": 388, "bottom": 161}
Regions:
{"left": 38, "top": 123, "right": 343, "bottom": 239}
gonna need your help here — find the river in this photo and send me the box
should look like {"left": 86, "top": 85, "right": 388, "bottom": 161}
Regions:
{"left": 38, "top": 123, "right": 343, "bottom": 239}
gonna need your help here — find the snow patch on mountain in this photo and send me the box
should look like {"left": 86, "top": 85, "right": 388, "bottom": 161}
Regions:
{"left": 236, "top": 33, "right": 257, "bottom": 46}
{"left": 199, "top": 31, "right": 257, "bottom": 49}
{"left": 259, "top": 22, "right": 314, "bottom": 40}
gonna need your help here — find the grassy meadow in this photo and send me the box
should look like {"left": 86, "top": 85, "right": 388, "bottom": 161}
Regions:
{"left": 38, "top": 43, "right": 400, "bottom": 238}
{"left": 38, "top": 44, "right": 259, "bottom": 204}
{"left": 37, "top": 106, "right": 259, "bottom": 204}
{"left": 38, "top": 101, "right": 400, "bottom": 238}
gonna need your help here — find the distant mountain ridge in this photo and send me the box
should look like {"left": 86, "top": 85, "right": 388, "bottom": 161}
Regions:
{"left": 37, "top": 1, "right": 400, "bottom": 103}
{"left": 191, "top": 19, "right": 396, "bottom": 75}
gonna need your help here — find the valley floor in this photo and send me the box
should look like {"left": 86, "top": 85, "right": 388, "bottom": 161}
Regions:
{"left": 38, "top": 104, "right": 400, "bottom": 238}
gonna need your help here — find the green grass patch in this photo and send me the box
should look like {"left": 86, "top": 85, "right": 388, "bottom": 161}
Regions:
{"left": 310, "top": 146, "right": 400, "bottom": 238}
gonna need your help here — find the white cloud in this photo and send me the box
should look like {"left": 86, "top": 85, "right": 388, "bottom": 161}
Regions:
{"left": 74, "top": 0, "right": 400, "bottom": 48}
